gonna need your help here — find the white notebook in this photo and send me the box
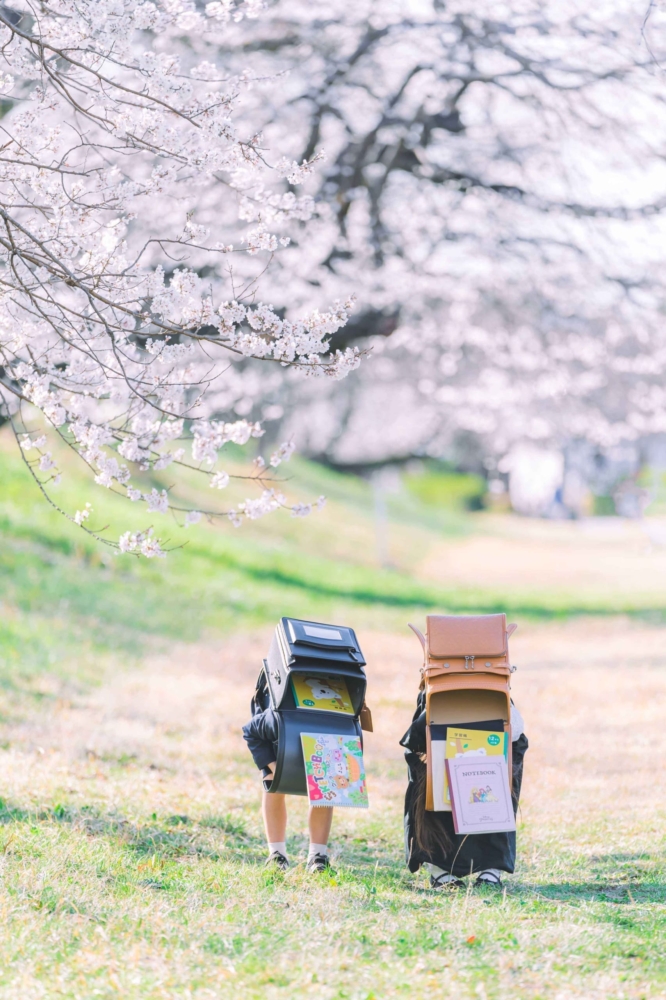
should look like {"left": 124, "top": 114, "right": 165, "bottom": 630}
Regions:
{"left": 446, "top": 756, "right": 516, "bottom": 835}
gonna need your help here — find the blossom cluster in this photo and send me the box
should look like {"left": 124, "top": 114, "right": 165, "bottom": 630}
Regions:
{"left": 217, "top": 298, "right": 359, "bottom": 374}
{"left": 0, "top": 0, "right": 358, "bottom": 551}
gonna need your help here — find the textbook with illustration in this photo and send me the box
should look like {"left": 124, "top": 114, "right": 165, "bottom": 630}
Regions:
{"left": 291, "top": 674, "right": 354, "bottom": 714}
{"left": 446, "top": 755, "right": 516, "bottom": 834}
{"left": 430, "top": 727, "right": 508, "bottom": 812}
{"left": 301, "top": 733, "right": 369, "bottom": 808}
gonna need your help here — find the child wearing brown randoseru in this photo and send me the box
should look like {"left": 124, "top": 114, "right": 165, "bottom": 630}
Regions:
{"left": 403, "top": 614, "right": 527, "bottom": 889}
{"left": 400, "top": 696, "right": 528, "bottom": 887}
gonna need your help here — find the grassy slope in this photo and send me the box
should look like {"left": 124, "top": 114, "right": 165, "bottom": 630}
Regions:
{"left": 0, "top": 432, "right": 665, "bottom": 999}
{"left": 2, "top": 429, "right": 664, "bottom": 703}
{"left": 0, "top": 432, "right": 459, "bottom": 697}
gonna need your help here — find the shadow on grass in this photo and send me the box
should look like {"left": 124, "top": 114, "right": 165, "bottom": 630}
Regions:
{"left": 0, "top": 796, "right": 410, "bottom": 879}
{"left": 199, "top": 551, "right": 666, "bottom": 620}
{"left": 516, "top": 881, "right": 666, "bottom": 904}
{"left": 0, "top": 798, "right": 265, "bottom": 858}
{"left": 4, "top": 794, "right": 663, "bottom": 895}
{"left": 4, "top": 507, "right": 666, "bottom": 629}
{"left": 588, "top": 856, "right": 665, "bottom": 884}
{"left": 589, "top": 851, "right": 660, "bottom": 864}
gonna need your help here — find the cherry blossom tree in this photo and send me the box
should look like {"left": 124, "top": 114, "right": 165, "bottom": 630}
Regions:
{"left": 0, "top": 0, "right": 360, "bottom": 554}
{"left": 202, "top": 0, "right": 666, "bottom": 471}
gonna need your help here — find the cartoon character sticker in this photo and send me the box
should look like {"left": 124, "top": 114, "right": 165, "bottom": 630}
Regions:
{"left": 301, "top": 733, "right": 369, "bottom": 808}
{"left": 469, "top": 785, "right": 499, "bottom": 804}
{"left": 291, "top": 674, "right": 354, "bottom": 713}
{"left": 305, "top": 677, "right": 346, "bottom": 710}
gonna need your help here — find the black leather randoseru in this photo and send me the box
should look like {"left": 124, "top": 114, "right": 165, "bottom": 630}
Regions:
{"left": 264, "top": 618, "right": 367, "bottom": 796}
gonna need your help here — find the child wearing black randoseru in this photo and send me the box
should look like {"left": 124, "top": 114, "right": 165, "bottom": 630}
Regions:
{"left": 400, "top": 695, "right": 528, "bottom": 887}
{"left": 244, "top": 617, "right": 369, "bottom": 872}
{"left": 242, "top": 666, "right": 334, "bottom": 872}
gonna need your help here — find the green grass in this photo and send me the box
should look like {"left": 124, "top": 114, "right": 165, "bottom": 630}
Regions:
{"left": 2, "top": 434, "right": 665, "bottom": 709}
{"left": 404, "top": 461, "right": 487, "bottom": 512}
{"left": 0, "top": 432, "right": 666, "bottom": 998}
{"left": 0, "top": 779, "right": 664, "bottom": 998}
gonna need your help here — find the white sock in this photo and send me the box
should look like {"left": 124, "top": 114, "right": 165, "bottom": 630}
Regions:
{"left": 426, "top": 863, "right": 459, "bottom": 883}
{"left": 268, "top": 841, "right": 287, "bottom": 858}
{"left": 477, "top": 868, "right": 502, "bottom": 880}
{"left": 308, "top": 842, "right": 329, "bottom": 859}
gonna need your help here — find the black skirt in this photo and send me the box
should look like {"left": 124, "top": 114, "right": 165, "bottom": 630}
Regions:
{"left": 401, "top": 693, "right": 528, "bottom": 876}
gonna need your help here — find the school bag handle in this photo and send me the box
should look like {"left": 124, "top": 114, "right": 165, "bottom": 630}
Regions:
{"left": 408, "top": 622, "right": 426, "bottom": 651}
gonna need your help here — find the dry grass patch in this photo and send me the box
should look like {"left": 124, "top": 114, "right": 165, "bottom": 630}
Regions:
{"left": 419, "top": 514, "right": 666, "bottom": 607}
{"left": 0, "top": 618, "right": 664, "bottom": 998}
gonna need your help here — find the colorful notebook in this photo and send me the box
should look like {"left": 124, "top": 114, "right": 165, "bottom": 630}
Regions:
{"left": 446, "top": 756, "right": 516, "bottom": 834}
{"left": 430, "top": 727, "right": 508, "bottom": 812}
{"left": 300, "top": 733, "right": 368, "bottom": 808}
{"left": 291, "top": 674, "right": 354, "bottom": 714}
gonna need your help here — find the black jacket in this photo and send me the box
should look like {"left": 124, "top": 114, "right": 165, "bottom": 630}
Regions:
{"left": 242, "top": 668, "right": 279, "bottom": 772}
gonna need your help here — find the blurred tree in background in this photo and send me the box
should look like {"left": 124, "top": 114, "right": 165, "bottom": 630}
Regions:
{"left": 209, "top": 0, "right": 666, "bottom": 485}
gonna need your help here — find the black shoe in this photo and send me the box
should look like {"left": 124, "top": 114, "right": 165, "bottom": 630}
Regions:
{"left": 430, "top": 873, "right": 465, "bottom": 889}
{"left": 266, "top": 851, "right": 289, "bottom": 871}
{"left": 306, "top": 852, "right": 331, "bottom": 873}
{"left": 475, "top": 870, "right": 502, "bottom": 887}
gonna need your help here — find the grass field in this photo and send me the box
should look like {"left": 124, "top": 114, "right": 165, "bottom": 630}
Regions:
{"left": 0, "top": 429, "right": 665, "bottom": 999}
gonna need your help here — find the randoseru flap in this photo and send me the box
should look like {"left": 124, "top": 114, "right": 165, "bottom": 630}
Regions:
{"left": 426, "top": 614, "right": 507, "bottom": 658}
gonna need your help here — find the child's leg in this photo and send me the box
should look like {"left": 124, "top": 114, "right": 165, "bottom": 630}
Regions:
{"left": 308, "top": 805, "right": 334, "bottom": 845}
{"left": 261, "top": 763, "right": 288, "bottom": 860}
{"left": 262, "top": 789, "right": 287, "bottom": 844}
{"left": 307, "top": 806, "right": 334, "bottom": 868}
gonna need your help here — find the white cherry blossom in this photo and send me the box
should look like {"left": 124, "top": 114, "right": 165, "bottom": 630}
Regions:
{"left": 0, "top": 0, "right": 357, "bottom": 551}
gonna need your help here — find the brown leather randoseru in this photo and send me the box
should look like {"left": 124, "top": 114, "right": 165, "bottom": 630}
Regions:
{"left": 408, "top": 614, "right": 517, "bottom": 811}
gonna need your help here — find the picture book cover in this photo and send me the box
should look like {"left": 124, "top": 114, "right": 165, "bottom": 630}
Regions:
{"left": 447, "top": 727, "right": 508, "bottom": 760}
{"left": 431, "top": 727, "right": 507, "bottom": 812}
{"left": 446, "top": 756, "right": 516, "bottom": 834}
{"left": 300, "top": 733, "right": 369, "bottom": 808}
{"left": 291, "top": 674, "right": 354, "bottom": 714}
